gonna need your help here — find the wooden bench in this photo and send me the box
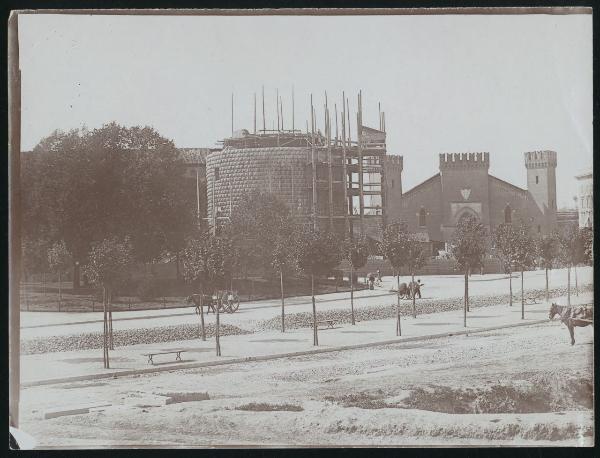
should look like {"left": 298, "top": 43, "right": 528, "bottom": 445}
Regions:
{"left": 142, "top": 350, "right": 186, "bottom": 365}
{"left": 313, "top": 320, "right": 336, "bottom": 329}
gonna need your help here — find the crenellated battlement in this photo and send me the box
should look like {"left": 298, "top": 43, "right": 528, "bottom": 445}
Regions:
{"left": 524, "top": 150, "right": 557, "bottom": 169}
{"left": 439, "top": 152, "right": 489, "bottom": 170}
{"left": 384, "top": 155, "right": 403, "bottom": 170}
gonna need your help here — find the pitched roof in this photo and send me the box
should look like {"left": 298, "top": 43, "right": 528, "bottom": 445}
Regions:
{"left": 488, "top": 175, "right": 527, "bottom": 194}
{"left": 401, "top": 173, "right": 441, "bottom": 197}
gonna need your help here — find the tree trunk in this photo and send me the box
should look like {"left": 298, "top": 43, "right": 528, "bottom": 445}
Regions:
{"left": 175, "top": 252, "right": 180, "bottom": 281}
{"left": 464, "top": 270, "right": 468, "bottom": 328}
{"left": 521, "top": 269, "right": 524, "bottom": 320}
{"left": 280, "top": 271, "right": 285, "bottom": 333}
{"left": 466, "top": 268, "right": 470, "bottom": 312}
{"left": 103, "top": 286, "right": 110, "bottom": 369}
{"left": 509, "top": 267, "right": 513, "bottom": 307}
{"left": 73, "top": 261, "right": 80, "bottom": 290}
{"left": 574, "top": 265, "right": 578, "bottom": 296}
{"left": 545, "top": 267, "right": 549, "bottom": 302}
{"left": 199, "top": 285, "right": 206, "bottom": 341}
{"left": 567, "top": 265, "right": 571, "bottom": 306}
{"left": 215, "top": 296, "right": 221, "bottom": 356}
{"left": 312, "top": 274, "right": 318, "bottom": 346}
{"left": 396, "top": 274, "right": 401, "bottom": 336}
{"left": 57, "top": 272, "right": 62, "bottom": 312}
{"left": 109, "top": 290, "right": 114, "bottom": 350}
{"left": 350, "top": 264, "right": 355, "bottom": 325}
{"left": 411, "top": 272, "right": 416, "bottom": 318}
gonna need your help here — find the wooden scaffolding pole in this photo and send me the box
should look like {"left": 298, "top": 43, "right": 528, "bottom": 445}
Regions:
{"left": 310, "top": 94, "right": 317, "bottom": 231}
{"left": 341, "top": 92, "right": 349, "bottom": 236}
{"left": 357, "top": 92, "right": 364, "bottom": 234}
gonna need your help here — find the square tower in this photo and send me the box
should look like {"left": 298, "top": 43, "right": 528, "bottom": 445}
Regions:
{"left": 524, "top": 150, "right": 557, "bottom": 234}
{"left": 439, "top": 152, "right": 491, "bottom": 240}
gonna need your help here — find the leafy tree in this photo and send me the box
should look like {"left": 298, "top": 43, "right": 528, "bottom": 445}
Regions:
{"left": 22, "top": 237, "right": 50, "bottom": 280}
{"left": 342, "top": 236, "right": 370, "bottom": 325}
{"left": 538, "top": 233, "right": 559, "bottom": 302}
{"left": 47, "top": 240, "right": 72, "bottom": 311}
{"left": 271, "top": 223, "right": 299, "bottom": 333}
{"left": 83, "top": 237, "right": 133, "bottom": 368}
{"left": 296, "top": 229, "right": 342, "bottom": 346}
{"left": 580, "top": 227, "right": 593, "bottom": 265}
{"left": 557, "top": 223, "right": 582, "bottom": 306}
{"left": 449, "top": 215, "right": 487, "bottom": 327}
{"left": 405, "top": 239, "right": 427, "bottom": 318}
{"left": 512, "top": 222, "right": 537, "bottom": 319}
{"left": 22, "top": 123, "right": 196, "bottom": 288}
{"left": 230, "top": 190, "right": 291, "bottom": 279}
{"left": 381, "top": 223, "right": 426, "bottom": 336}
{"left": 204, "top": 232, "right": 237, "bottom": 356}
{"left": 181, "top": 231, "right": 210, "bottom": 341}
{"left": 492, "top": 224, "right": 517, "bottom": 307}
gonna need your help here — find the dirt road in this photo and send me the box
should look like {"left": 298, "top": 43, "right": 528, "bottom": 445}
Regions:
{"left": 20, "top": 318, "right": 593, "bottom": 447}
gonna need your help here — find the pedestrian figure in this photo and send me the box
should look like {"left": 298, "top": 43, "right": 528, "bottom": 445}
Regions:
{"left": 415, "top": 279, "right": 424, "bottom": 298}
{"left": 368, "top": 273, "right": 375, "bottom": 290}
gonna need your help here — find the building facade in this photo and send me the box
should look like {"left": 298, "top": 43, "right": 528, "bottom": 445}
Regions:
{"left": 575, "top": 169, "right": 593, "bottom": 228}
{"left": 387, "top": 151, "right": 558, "bottom": 254}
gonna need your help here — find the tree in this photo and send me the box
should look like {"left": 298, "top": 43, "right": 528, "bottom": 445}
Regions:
{"left": 580, "top": 227, "right": 593, "bottom": 265}
{"left": 203, "top": 232, "right": 237, "bottom": 356}
{"left": 449, "top": 215, "right": 487, "bottom": 327}
{"left": 538, "top": 233, "right": 559, "bottom": 302}
{"left": 296, "top": 229, "right": 342, "bottom": 346}
{"left": 230, "top": 190, "right": 291, "bottom": 281}
{"left": 405, "top": 239, "right": 427, "bottom": 318}
{"left": 342, "top": 236, "right": 370, "bottom": 325}
{"left": 83, "top": 237, "right": 133, "bottom": 368}
{"left": 512, "top": 222, "right": 537, "bottom": 319}
{"left": 571, "top": 228, "right": 591, "bottom": 296}
{"left": 557, "top": 223, "right": 580, "bottom": 306}
{"left": 381, "top": 222, "right": 413, "bottom": 335}
{"left": 47, "top": 240, "right": 72, "bottom": 312}
{"left": 181, "top": 232, "right": 210, "bottom": 341}
{"left": 271, "top": 223, "right": 299, "bottom": 333}
{"left": 379, "top": 226, "right": 428, "bottom": 321}
{"left": 22, "top": 123, "right": 196, "bottom": 288}
{"left": 492, "top": 224, "right": 517, "bottom": 307}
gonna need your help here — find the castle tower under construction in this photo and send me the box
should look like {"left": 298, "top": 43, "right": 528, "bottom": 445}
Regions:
{"left": 206, "top": 91, "right": 403, "bottom": 241}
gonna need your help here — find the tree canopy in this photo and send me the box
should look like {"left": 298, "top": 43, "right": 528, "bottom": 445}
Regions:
{"left": 450, "top": 215, "right": 487, "bottom": 272}
{"left": 22, "top": 123, "right": 197, "bottom": 267}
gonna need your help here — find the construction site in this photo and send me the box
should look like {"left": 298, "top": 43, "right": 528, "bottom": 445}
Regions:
{"left": 205, "top": 90, "right": 404, "bottom": 241}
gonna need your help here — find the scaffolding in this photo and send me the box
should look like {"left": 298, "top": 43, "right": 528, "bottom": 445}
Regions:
{"left": 211, "top": 90, "right": 388, "bottom": 240}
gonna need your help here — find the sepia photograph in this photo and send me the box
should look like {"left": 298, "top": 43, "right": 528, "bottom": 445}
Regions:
{"left": 8, "top": 8, "right": 594, "bottom": 449}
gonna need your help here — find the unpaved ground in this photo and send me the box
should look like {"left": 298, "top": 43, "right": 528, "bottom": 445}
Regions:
{"left": 20, "top": 320, "right": 593, "bottom": 447}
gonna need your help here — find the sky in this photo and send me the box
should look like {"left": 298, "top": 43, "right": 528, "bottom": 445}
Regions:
{"left": 18, "top": 12, "right": 592, "bottom": 208}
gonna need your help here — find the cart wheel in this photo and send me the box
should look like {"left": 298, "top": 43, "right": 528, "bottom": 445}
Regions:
{"left": 230, "top": 295, "right": 240, "bottom": 312}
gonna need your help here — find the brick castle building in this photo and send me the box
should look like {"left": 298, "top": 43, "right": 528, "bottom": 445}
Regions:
{"left": 386, "top": 150, "right": 558, "bottom": 254}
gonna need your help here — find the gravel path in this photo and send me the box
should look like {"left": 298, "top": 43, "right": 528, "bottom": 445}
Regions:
{"left": 19, "top": 319, "right": 594, "bottom": 447}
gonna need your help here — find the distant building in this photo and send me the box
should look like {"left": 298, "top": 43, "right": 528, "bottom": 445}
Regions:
{"left": 575, "top": 168, "right": 593, "bottom": 228}
{"left": 386, "top": 151, "right": 559, "bottom": 255}
{"left": 556, "top": 208, "right": 579, "bottom": 230}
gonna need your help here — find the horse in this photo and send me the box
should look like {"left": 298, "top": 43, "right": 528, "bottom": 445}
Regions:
{"left": 186, "top": 294, "right": 216, "bottom": 315}
{"left": 397, "top": 282, "right": 411, "bottom": 299}
{"left": 408, "top": 281, "right": 423, "bottom": 299}
{"left": 549, "top": 302, "right": 593, "bottom": 345}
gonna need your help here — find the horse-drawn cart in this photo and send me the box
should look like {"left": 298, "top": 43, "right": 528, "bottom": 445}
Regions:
{"left": 188, "top": 290, "right": 241, "bottom": 314}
